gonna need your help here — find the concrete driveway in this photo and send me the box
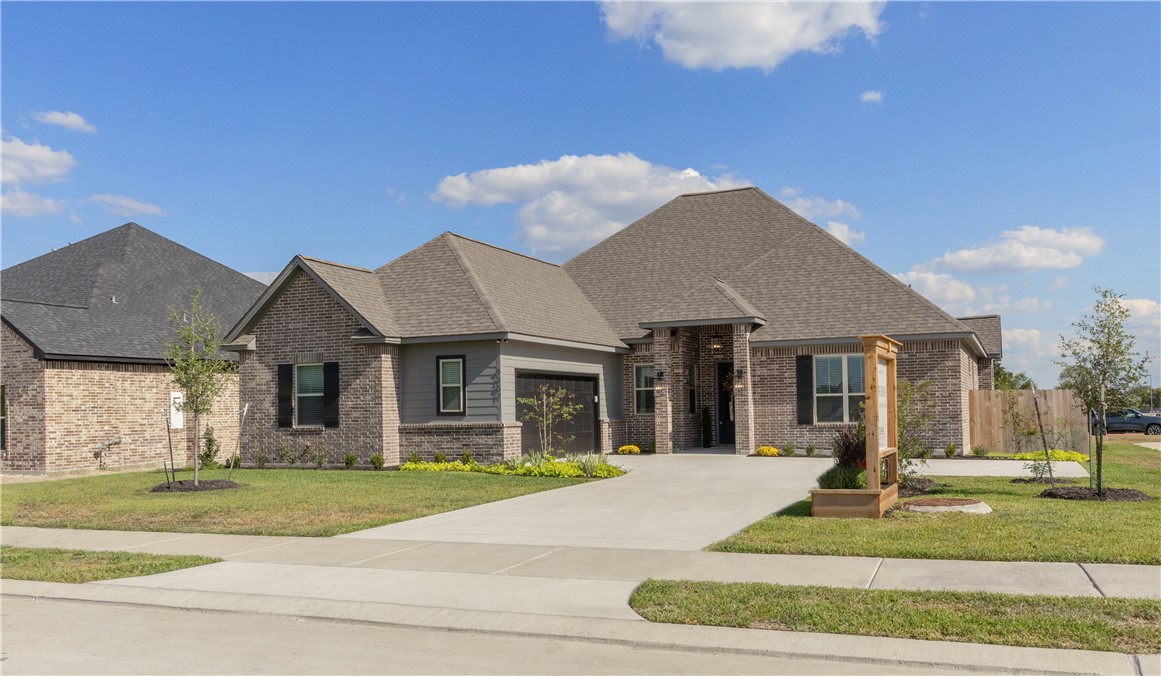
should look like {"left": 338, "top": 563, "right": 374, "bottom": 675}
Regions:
{"left": 341, "top": 454, "right": 832, "bottom": 550}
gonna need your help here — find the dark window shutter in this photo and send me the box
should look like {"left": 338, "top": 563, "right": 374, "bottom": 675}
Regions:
{"left": 277, "top": 364, "right": 293, "bottom": 428}
{"left": 323, "top": 362, "right": 340, "bottom": 428}
{"left": 795, "top": 355, "right": 814, "bottom": 425}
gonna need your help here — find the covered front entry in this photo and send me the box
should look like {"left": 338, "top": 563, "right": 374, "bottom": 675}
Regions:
{"left": 514, "top": 372, "right": 600, "bottom": 455}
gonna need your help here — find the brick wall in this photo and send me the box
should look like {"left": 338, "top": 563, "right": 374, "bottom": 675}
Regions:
{"left": 2, "top": 322, "right": 241, "bottom": 473}
{"left": 1, "top": 323, "right": 46, "bottom": 471}
{"left": 600, "top": 417, "right": 626, "bottom": 453}
{"left": 238, "top": 269, "right": 399, "bottom": 467}
{"left": 978, "top": 357, "right": 995, "bottom": 391}
{"left": 622, "top": 344, "right": 655, "bottom": 448}
{"left": 398, "top": 422, "right": 522, "bottom": 464}
{"left": 750, "top": 340, "right": 975, "bottom": 454}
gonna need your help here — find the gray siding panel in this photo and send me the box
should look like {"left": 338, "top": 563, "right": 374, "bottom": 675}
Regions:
{"left": 499, "top": 341, "right": 623, "bottom": 421}
{"left": 400, "top": 341, "right": 501, "bottom": 424}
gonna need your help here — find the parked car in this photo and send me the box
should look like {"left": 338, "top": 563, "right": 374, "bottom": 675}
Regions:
{"left": 1097, "top": 409, "right": 1161, "bottom": 434}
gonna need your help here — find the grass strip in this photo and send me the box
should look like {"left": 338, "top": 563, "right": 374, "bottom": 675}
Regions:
{"left": 712, "top": 443, "right": 1159, "bottom": 564}
{"left": 631, "top": 580, "right": 1161, "bottom": 654}
{"left": 1, "top": 546, "right": 220, "bottom": 583}
{"left": 1, "top": 468, "right": 587, "bottom": 537}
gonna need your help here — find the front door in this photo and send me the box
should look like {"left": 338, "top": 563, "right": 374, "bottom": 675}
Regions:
{"left": 717, "top": 362, "right": 735, "bottom": 445}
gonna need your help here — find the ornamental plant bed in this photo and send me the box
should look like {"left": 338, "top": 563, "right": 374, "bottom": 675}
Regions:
{"left": 151, "top": 479, "right": 240, "bottom": 493}
{"left": 1039, "top": 486, "right": 1151, "bottom": 502}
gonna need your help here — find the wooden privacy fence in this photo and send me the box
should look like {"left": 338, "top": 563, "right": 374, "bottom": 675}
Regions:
{"left": 969, "top": 389, "right": 1090, "bottom": 454}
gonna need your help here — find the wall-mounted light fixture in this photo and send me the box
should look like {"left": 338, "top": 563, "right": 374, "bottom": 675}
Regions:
{"left": 710, "top": 335, "right": 723, "bottom": 351}
{"left": 655, "top": 370, "right": 665, "bottom": 382}
{"left": 735, "top": 368, "right": 745, "bottom": 380}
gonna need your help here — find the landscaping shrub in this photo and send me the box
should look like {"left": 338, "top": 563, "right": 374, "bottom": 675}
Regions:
{"left": 408, "top": 450, "right": 421, "bottom": 464}
{"left": 309, "top": 444, "right": 330, "bottom": 469}
{"left": 461, "top": 450, "right": 474, "bottom": 465}
{"left": 200, "top": 426, "right": 221, "bottom": 469}
{"left": 805, "top": 444, "right": 816, "bottom": 457}
{"left": 971, "top": 445, "right": 990, "bottom": 458}
{"left": 945, "top": 442, "right": 957, "bottom": 458}
{"left": 370, "top": 453, "right": 385, "bottom": 471}
{"left": 277, "top": 441, "right": 301, "bottom": 467}
{"left": 832, "top": 422, "right": 866, "bottom": 468}
{"left": 817, "top": 465, "right": 867, "bottom": 490}
{"left": 400, "top": 453, "right": 626, "bottom": 479}
{"left": 433, "top": 451, "right": 448, "bottom": 464}
{"left": 1012, "top": 449, "right": 1089, "bottom": 462}
{"left": 755, "top": 446, "right": 780, "bottom": 457}
{"left": 648, "top": 439, "right": 656, "bottom": 453}
{"left": 617, "top": 445, "right": 641, "bottom": 455}
{"left": 782, "top": 443, "right": 796, "bottom": 457}
{"left": 227, "top": 455, "right": 241, "bottom": 469}
{"left": 254, "top": 451, "right": 268, "bottom": 469}
{"left": 343, "top": 452, "right": 358, "bottom": 469}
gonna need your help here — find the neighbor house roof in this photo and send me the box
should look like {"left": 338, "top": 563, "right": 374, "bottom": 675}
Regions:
{"left": 957, "top": 315, "right": 1003, "bottom": 358}
{"left": 1, "top": 222, "right": 267, "bottom": 363}
{"left": 564, "top": 187, "right": 985, "bottom": 351}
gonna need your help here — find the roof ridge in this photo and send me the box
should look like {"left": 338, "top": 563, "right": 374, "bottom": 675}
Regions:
{"left": 710, "top": 277, "right": 761, "bottom": 317}
{"left": 677, "top": 185, "right": 757, "bottom": 198}
{"left": 0, "top": 298, "right": 87, "bottom": 309}
{"left": 744, "top": 189, "right": 974, "bottom": 335}
{"left": 442, "top": 233, "right": 508, "bottom": 332}
{"left": 956, "top": 313, "right": 1001, "bottom": 320}
{"left": 296, "top": 255, "right": 373, "bottom": 273}
{"left": 444, "top": 232, "right": 561, "bottom": 268}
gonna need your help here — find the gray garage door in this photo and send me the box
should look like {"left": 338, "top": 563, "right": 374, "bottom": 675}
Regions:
{"left": 515, "top": 372, "right": 600, "bottom": 455}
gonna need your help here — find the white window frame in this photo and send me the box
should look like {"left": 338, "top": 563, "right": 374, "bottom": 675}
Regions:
{"left": 635, "top": 364, "right": 655, "bottom": 415}
{"left": 438, "top": 357, "right": 465, "bottom": 414}
{"left": 814, "top": 354, "right": 865, "bottom": 424}
{"left": 295, "top": 363, "right": 325, "bottom": 427}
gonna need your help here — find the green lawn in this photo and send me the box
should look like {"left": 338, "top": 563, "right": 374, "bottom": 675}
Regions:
{"left": 631, "top": 580, "right": 1161, "bottom": 654}
{"left": 713, "top": 443, "right": 1159, "bottom": 564}
{"left": 1, "top": 468, "right": 587, "bottom": 536}
{"left": 1, "top": 546, "right": 220, "bottom": 583}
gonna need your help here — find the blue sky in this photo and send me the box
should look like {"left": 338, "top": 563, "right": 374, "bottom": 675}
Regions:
{"left": 3, "top": 1, "right": 1158, "bottom": 388}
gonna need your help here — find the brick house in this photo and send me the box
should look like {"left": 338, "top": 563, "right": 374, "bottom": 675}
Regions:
{"left": 1, "top": 223, "right": 266, "bottom": 473}
{"left": 226, "top": 187, "right": 1001, "bottom": 466}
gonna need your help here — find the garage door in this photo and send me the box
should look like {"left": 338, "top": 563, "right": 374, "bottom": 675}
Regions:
{"left": 515, "top": 372, "right": 600, "bottom": 455}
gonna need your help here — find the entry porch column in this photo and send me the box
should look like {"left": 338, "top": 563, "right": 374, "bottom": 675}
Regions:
{"left": 653, "top": 327, "right": 674, "bottom": 454}
{"left": 732, "top": 324, "right": 754, "bottom": 455}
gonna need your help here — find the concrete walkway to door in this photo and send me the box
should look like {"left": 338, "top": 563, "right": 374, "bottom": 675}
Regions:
{"left": 341, "top": 454, "right": 832, "bottom": 550}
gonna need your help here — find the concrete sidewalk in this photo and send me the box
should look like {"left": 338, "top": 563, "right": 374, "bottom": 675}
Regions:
{"left": 5, "top": 526, "right": 1157, "bottom": 601}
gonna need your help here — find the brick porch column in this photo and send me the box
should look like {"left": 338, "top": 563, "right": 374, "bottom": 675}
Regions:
{"left": 732, "top": 324, "right": 754, "bottom": 455}
{"left": 653, "top": 328, "right": 674, "bottom": 454}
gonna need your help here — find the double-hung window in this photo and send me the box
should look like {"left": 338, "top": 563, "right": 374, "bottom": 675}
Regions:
{"left": 438, "top": 356, "right": 465, "bottom": 414}
{"left": 296, "top": 364, "right": 325, "bottom": 427}
{"left": 635, "top": 364, "right": 655, "bottom": 414}
{"left": 814, "top": 355, "right": 865, "bottom": 423}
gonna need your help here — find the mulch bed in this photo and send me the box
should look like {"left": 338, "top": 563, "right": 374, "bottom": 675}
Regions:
{"left": 1011, "top": 477, "right": 1078, "bottom": 485}
{"left": 905, "top": 497, "right": 981, "bottom": 507}
{"left": 1038, "top": 486, "right": 1152, "bottom": 502}
{"left": 151, "top": 479, "right": 240, "bottom": 493}
{"left": 899, "top": 477, "right": 935, "bottom": 498}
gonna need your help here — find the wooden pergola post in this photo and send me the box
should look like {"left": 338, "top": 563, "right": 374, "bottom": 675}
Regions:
{"left": 861, "top": 334, "right": 901, "bottom": 502}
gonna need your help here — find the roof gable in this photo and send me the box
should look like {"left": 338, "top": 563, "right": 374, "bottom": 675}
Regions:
{"left": 957, "top": 315, "right": 1003, "bottom": 358}
{"left": 644, "top": 277, "right": 765, "bottom": 328}
{"left": 2, "top": 223, "right": 266, "bottom": 362}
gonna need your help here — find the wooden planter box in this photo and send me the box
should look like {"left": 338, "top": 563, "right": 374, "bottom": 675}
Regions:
{"left": 810, "top": 483, "right": 898, "bottom": 519}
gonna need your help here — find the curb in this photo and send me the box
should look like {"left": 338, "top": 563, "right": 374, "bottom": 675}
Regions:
{"left": 3, "top": 580, "right": 1144, "bottom": 675}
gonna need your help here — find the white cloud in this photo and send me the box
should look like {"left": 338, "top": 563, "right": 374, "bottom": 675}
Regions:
{"left": 1, "top": 136, "right": 77, "bottom": 184}
{"left": 431, "top": 152, "right": 747, "bottom": 256}
{"left": 0, "top": 189, "right": 62, "bottom": 217}
{"left": 925, "top": 225, "right": 1105, "bottom": 273}
{"left": 1050, "top": 275, "right": 1068, "bottom": 290}
{"left": 385, "top": 187, "right": 407, "bottom": 204}
{"left": 1120, "top": 298, "right": 1161, "bottom": 329}
{"left": 32, "top": 110, "right": 96, "bottom": 133}
{"left": 860, "top": 90, "right": 885, "bottom": 103}
{"left": 895, "top": 270, "right": 1051, "bottom": 316}
{"left": 600, "top": 1, "right": 886, "bottom": 72}
{"left": 825, "top": 221, "right": 865, "bottom": 246}
{"left": 1003, "top": 328, "right": 1047, "bottom": 355}
{"left": 69, "top": 210, "right": 83, "bottom": 224}
{"left": 244, "top": 271, "right": 278, "bottom": 285}
{"left": 89, "top": 194, "right": 167, "bottom": 217}
{"left": 778, "top": 186, "right": 861, "bottom": 220}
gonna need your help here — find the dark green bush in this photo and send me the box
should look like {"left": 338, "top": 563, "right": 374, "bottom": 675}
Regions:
{"left": 370, "top": 453, "right": 385, "bottom": 471}
{"left": 200, "top": 426, "right": 221, "bottom": 469}
{"left": 461, "top": 449, "right": 474, "bottom": 464}
{"left": 433, "top": 451, "right": 448, "bottom": 464}
{"left": 408, "top": 450, "right": 421, "bottom": 464}
{"left": 343, "top": 451, "right": 358, "bottom": 469}
{"left": 817, "top": 464, "right": 867, "bottom": 490}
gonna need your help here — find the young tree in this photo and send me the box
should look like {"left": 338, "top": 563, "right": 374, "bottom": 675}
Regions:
{"left": 1055, "top": 287, "right": 1149, "bottom": 495}
{"left": 516, "top": 385, "right": 585, "bottom": 455}
{"left": 165, "top": 290, "right": 230, "bottom": 486}
{"left": 994, "top": 363, "right": 1036, "bottom": 391}
{"left": 896, "top": 380, "right": 935, "bottom": 484}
